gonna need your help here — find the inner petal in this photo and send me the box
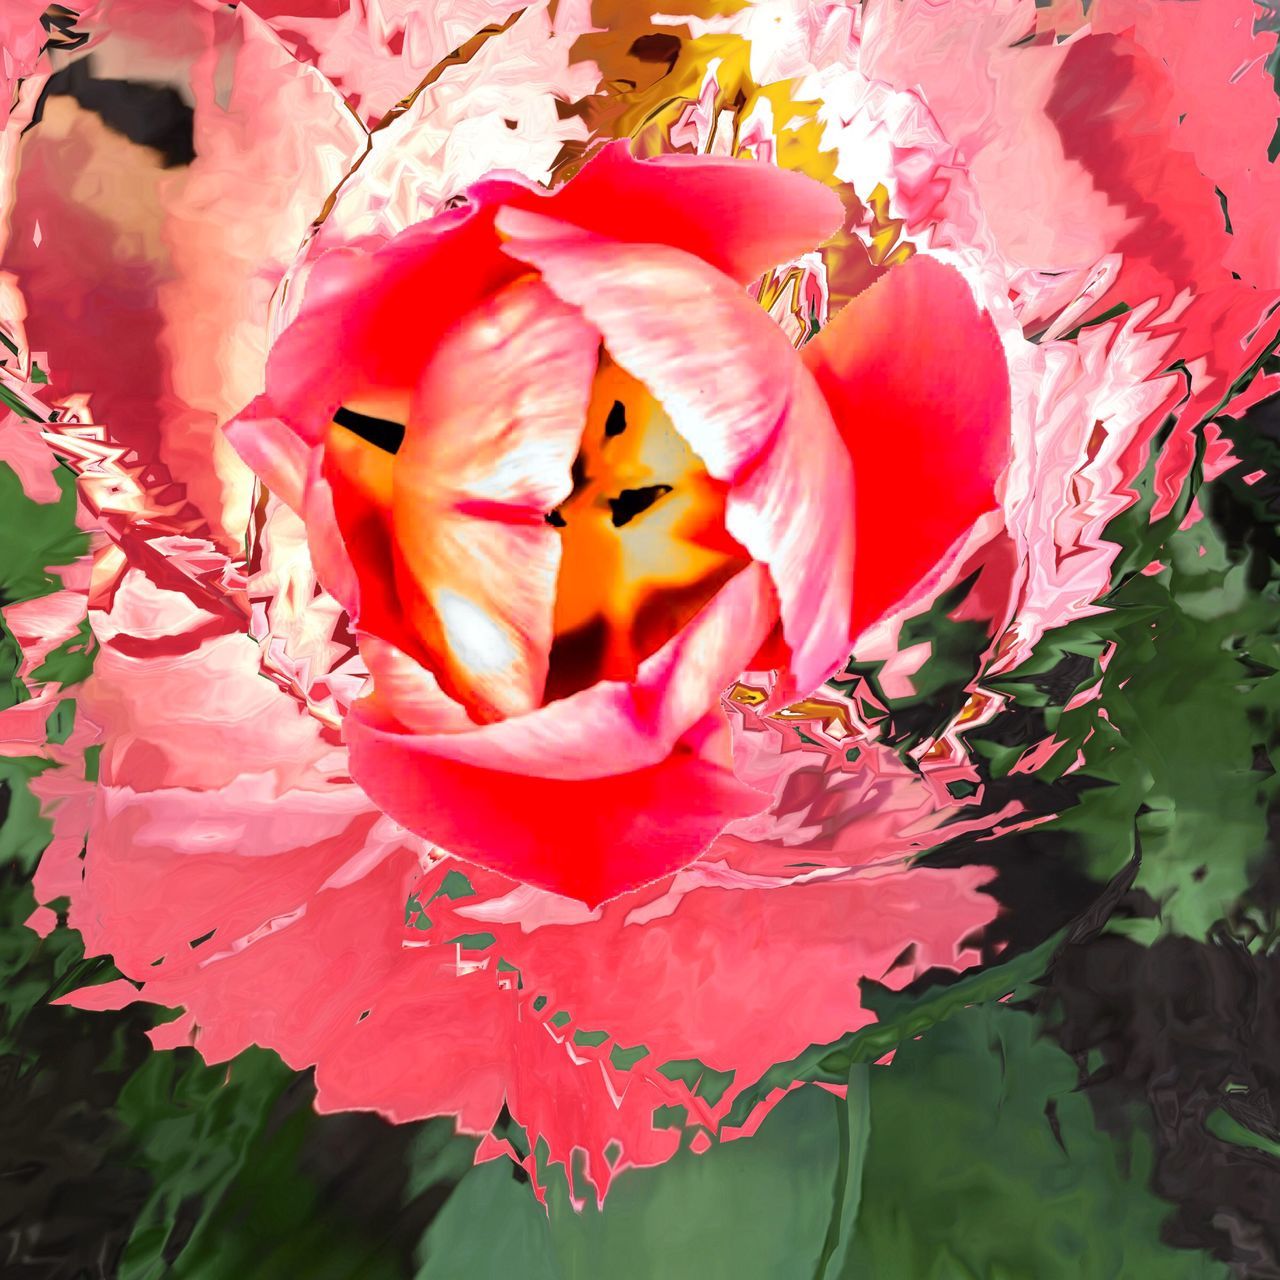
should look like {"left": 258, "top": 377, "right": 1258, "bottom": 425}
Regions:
{"left": 543, "top": 353, "right": 751, "bottom": 703}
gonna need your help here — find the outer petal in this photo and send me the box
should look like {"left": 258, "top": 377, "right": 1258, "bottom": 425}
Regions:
{"left": 1076, "top": 0, "right": 1280, "bottom": 294}
{"left": 802, "top": 255, "right": 1011, "bottom": 637}
{"left": 47, "top": 565, "right": 1000, "bottom": 1200}
{"left": 224, "top": 196, "right": 535, "bottom": 652}
{"left": 527, "top": 140, "right": 845, "bottom": 285}
{"left": 221, "top": 395, "right": 312, "bottom": 512}
{"left": 245, "top": 197, "right": 531, "bottom": 443}
{"left": 347, "top": 711, "right": 766, "bottom": 909}
{"left": 497, "top": 207, "right": 856, "bottom": 696}
{"left": 347, "top": 565, "right": 779, "bottom": 904}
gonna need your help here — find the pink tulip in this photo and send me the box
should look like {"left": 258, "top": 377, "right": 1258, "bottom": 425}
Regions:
{"left": 227, "top": 141, "right": 1011, "bottom": 904}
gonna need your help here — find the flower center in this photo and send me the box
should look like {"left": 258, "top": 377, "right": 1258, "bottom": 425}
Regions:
{"left": 542, "top": 352, "right": 750, "bottom": 703}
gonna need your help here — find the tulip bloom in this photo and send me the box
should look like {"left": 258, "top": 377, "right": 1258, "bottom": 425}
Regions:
{"left": 227, "top": 142, "right": 1010, "bottom": 904}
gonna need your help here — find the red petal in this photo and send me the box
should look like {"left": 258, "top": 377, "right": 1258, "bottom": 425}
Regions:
{"left": 803, "top": 255, "right": 1010, "bottom": 637}
{"left": 527, "top": 140, "right": 845, "bottom": 284}
{"left": 346, "top": 711, "right": 766, "bottom": 908}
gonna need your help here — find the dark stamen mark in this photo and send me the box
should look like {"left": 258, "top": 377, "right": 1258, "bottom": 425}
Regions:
{"left": 333, "top": 406, "right": 405, "bottom": 454}
{"left": 628, "top": 34, "right": 682, "bottom": 65}
{"left": 545, "top": 509, "right": 567, "bottom": 528}
{"left": 604, "top": 400, "right": 628, "bottom": 438}
{"left": 609, "top": 484, "right": 672, "bottom": 527}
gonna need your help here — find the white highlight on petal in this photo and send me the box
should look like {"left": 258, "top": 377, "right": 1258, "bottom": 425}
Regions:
{"left": 436, "top": 589, "right": 517, "bottom": 676}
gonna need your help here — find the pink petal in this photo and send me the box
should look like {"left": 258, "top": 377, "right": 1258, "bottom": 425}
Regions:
{"left": 389, "top": 277, "right": 599, "bottom": 720}
{"left": 5, "top": 1, "right": 363, "bottom": 540}
{"left": 25, "top": 904, "right": 57, "bottom": 939}
{"left": 391, "top": 516, "right": 563, "bottom": 722}
{"left": 244, "top": 141, "right": 843, "bottom": 456}
{"left": 221, "top": 398, "right": 312, "bottom": 513}
{"left": 311, "top": 952, "right": 514, "bottom": 1130}
{"left": 399, "top": 277, "right": 598, "bottom": 513}
{"left": 54, "top": 979, "right": 142, "bottom": 1012}
{"left": 1080, "top": 0, "right": 1280, "bottom": 293}
{"left": 63, "top": 561, "right": 1001, "bottom": 1199}
{"left": 255, "top": 198, "right": 531, "bottom": 444}
{"left": 0, "top": 0, "right": 46, "bottom": 126}
{"left": 0, "top": 691, "right": 57, "bottom": 756}
{"left": 3, "top": 588, "right": 87, "bottom": 680}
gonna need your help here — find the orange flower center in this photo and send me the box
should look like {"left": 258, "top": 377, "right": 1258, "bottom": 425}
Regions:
{"left": 543, "top": 353, "right": 750, "bottom": 702}
{"left": 324, "top": 353, "right": 749, "bottom": 713}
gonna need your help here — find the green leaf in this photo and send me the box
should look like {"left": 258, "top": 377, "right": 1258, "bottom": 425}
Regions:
{"left": 1022, "top": 511, "right": 1278, "bottom": 939}
{"left": 0, "top": 464, "right": 86, "bottom": 605}
{"left": 839, "top": 1004, "right": 1229, "bottom": 1280}
{"left": 723, "top": 928, "right": 1068, "bottom": 1129}
{"left": 1204, "top": 1108, "right": 1280, "bottom": 1161}
{"left": 416, "top": 1086, "right": 845, "bottom": 1280}
{"left": 813, "top": 1065, "right": 870, "bottom": 1280}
